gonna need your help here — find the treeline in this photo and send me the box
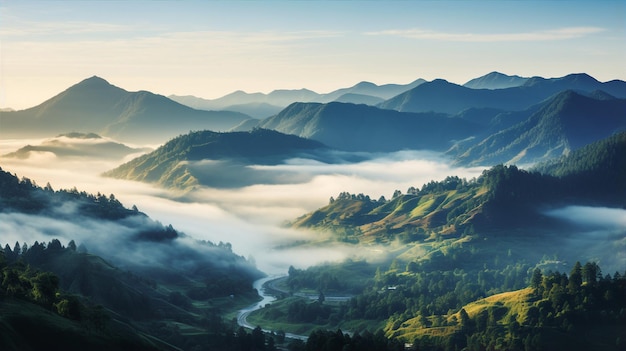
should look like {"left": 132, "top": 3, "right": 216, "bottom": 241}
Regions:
{"left": 277, "top": 254, "right": 529, "bottom": 327}
{"left": 283, "top": 261, "right": 626, "bottom": 351}
{"left": 0, "top": 166, "right": 137, "bottom": 220}
{"left": 0, "top": 239, "right": 266, "bottom": 351}
{"left": 0, "top": 240, "right": 109, "bottom": 330}
{"left": 302, "top": 329, "right": 404, "bottom": 351}
{"left": 421, "top": 262, "right": 626, "bottom": 351}
{"left": 287, "top": 259, "right": 374, "bottom": 293}
{"left": 534, "top": 130, "right": 626, "bottom": 204}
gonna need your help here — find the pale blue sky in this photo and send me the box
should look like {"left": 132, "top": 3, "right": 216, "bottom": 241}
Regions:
{"left": 1, "top": 0, "right": 624, "bottom": 109}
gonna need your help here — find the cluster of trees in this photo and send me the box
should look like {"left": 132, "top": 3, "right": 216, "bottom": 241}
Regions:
{"left": 0, "top": 239, "right": 268, "bottom": 351}
{"left": 428, "top": 262, "right": 626, "bottom": 351}
{"left": 318, "top": 133, "right": 626, "bottom": 240}
{"left": 342, "top": 260, "right": 529, "bottom": 324}
{"left": 286, "top": 299, "right": 332, "bottom": 324}
{"left": 301, "top": 329, "right": 404, "bottom": 351}
{"left": 0, "top": 241, "right": 108, "bottom": 330}
{"left": 0, "top": 166, "right": 137, "bottom": 220}
{"left": 534, "top": 130, "right": 626, "bottom": 205}
{"left": 287, "top": 260, "right": 374, "bottom": 294}
{"left": 271, "top": 251, "right": 530, "bottom": 338}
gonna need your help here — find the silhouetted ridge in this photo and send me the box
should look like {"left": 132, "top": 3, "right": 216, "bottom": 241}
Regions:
{"left": 0, "top": 76, "right": 251, "bottom": 143}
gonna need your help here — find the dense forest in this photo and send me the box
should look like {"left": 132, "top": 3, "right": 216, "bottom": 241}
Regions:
{"left": 252, "top": 132, "right": 626, "bottom": 350}
{"left": 256, "top": 260, "right": 626, "bottom": 351}
{"left": 293, "top": 131, "right": 626, "bottom": 242}
{"left": 0, "top": 167, "right": 269, "bottom": 351}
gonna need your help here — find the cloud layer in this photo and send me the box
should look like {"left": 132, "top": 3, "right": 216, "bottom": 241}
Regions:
{"left": 1, "top": 139, "right": 486, "bottom": 273}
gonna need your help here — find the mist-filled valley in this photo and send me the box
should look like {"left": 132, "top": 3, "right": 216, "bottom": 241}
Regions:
{"left": 1, "top": 70, "right": 625, "bottom": 351}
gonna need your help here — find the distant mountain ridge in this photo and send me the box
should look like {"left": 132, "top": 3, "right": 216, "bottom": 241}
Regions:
{"left": 463, "top": 71, "right": 529, "bottom": 89}
{"left": 0, "top": 76, "right": 251, "bottom": 143}
{"left": 452, "top": 90, "right": 626, "bottom": 166}
{"left": 380, "top": 73, "right": 626, "bottom": 114}
{"left": 168, "top": 78, "right": 426, "bottom": 114}
{"left": 253, "top": 101, "right": 481, "bottom": 152}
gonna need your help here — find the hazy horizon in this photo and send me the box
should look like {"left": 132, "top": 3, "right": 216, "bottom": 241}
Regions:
{"left": 1, "top": 0, "right": 625, "bottom": 109}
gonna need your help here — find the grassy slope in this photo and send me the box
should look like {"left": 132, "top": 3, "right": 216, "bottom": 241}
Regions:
{"left": 292, "top": 186, "right": 484, "bottom": 244}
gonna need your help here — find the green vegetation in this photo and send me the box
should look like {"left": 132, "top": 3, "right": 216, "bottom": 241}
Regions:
{"left": 103, "top": 128, "right": 327, "bottom": 189}
{"left": 260, "top": 258, "right": 625, "bottom": 351}
{"left": 259, "top": 132, "right": 626, "bottom": 350}
{"left": 0, "top": 247, "right": 164, "bottom": 351}
{"left": 293, "top": 130, "right": 626, "bottom": 243}
{"left": 0, "top": 167, "right": 266, "bottom": 350}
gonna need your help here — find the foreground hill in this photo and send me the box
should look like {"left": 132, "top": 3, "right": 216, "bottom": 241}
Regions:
{"left": 103, "top": 128, "right": 330, "bottom": 189}
{"left": 380, "top": 73, "right": 626, "bottom": 114}
{"left": 255, "top": 102, "right": 480, "bottom": 152}
{"left": 0, "top": 76, "right": 251, "bottom": 144}
{"left": 452, "top": 90, "right": 626, "bottom": 166}
{"left": 0, "top": 167, "right": 263, "bottom": 350}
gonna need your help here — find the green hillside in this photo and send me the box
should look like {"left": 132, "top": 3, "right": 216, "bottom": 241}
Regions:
{"left": 293, "top": 131, "right": 626, "bottom": 244}
{"left": 103, "top": 128, "right": 328, "bottom": 189}
{"left": 0, "top": 167, "right": 269, "bottom": 350}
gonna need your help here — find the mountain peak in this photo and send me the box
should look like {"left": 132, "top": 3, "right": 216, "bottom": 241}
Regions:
{"left": 463, "top": 72, "right": 529, "bottom": 89}
{"left": 353, "top": 81, "right": 377, "bottom": 88}
{"left": 77, "top": 75, "right": 111, "bottom": 86}
{"left": 561, "top": 73, "right": 599, "bottom": 84}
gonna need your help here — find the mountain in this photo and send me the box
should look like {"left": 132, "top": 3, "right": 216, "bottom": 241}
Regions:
{"left": 3, "top": 132, "right": 150, "bottom": 160}
{"left": 380, "top": 73, "right": 626, "bottom": 114}
{"left": 320, "top": 79, "right": 426, "bottom": 102}
{"left": 169, "top": 79, "right": 425, "bottom": 112}
{"left": 533, "top": 131, "right": 626, "bottom": 195}
{"left": 332, "top": 93, "right": 385, "bottom": 105}
{"left": 169, "top": 88, "right": 319, "bottom": 112}
{"left": 255, "top": 102, "right": 481, "bottom": 152}
{"left": 0, "top": 76, "right": 251, "bottom": 144}
{"left": 452, "top": 91, "right": 626, "bottom": 166}
{"left": 292, "top": 132, "right": 626, "bottom": 243}
{"left": 103, "top": 128, "right": 329, "bottom": 189}
{"left": 463, "top": 71, "right": 529, "bottom": 89}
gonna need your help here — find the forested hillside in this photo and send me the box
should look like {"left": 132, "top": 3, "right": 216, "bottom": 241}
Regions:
{"left": 103, "top": 128, "right": 329, "bottom": 189}
{"left": 0, "top": 167, "right": 269, "bottom": 350}
{"left": 293, "top": 131, "right": 626, "bottom": 242}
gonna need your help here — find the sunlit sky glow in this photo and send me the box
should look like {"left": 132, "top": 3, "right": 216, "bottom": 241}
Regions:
{"left": 1, "top": 0, "right": 624, "bottom": 110}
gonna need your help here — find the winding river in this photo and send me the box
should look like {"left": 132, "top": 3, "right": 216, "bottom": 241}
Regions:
{"left": 236, "top": 275, "right": 308, "bottom": 341}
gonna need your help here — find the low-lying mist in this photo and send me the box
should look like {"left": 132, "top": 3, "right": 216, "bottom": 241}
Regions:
{"left": 544, "top": 206, "right": 626, "bottom": 274}
{"left": 2, "top": 138, "right": 486, "bottom": 274}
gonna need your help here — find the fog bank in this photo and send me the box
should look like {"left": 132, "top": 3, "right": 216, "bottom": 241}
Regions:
{"left": 2, "top": 139, "right": 486, "bottom": 274}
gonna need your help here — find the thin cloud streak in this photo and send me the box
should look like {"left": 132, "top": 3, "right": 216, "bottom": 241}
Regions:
{"left": 367, "top": 26, "right": 606, "bottom": 42}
